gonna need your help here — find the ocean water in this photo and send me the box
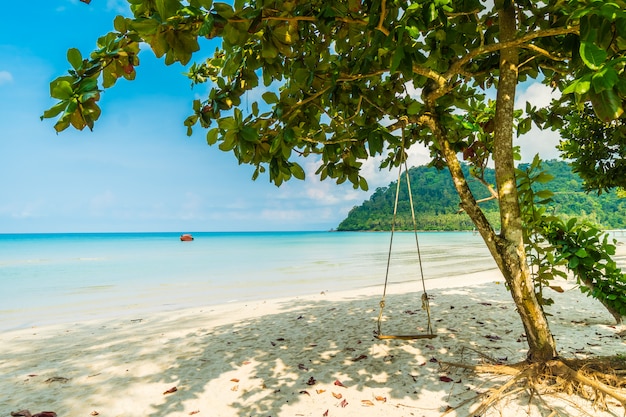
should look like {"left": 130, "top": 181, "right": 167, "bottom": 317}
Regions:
{"left": 5, "top": 230, "right": 619, "bottom": 332}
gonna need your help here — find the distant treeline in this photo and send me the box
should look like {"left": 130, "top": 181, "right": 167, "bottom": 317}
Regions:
{"left": 336, "top": 160, "right": 626, "bottom": 231}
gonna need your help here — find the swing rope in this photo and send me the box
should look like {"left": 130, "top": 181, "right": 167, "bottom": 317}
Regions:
{"left": 375, "top": 140, "right": 435, "bottom": 340}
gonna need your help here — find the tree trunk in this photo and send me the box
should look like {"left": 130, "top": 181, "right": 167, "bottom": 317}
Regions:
{"left": 578, "top": 276, "right": 623, "bottom": 324}
{"left": 490, "top": 4, "right": 558, "bottom": 362}
{"left": 424, "top": 3, "right": 558, "bottom": 362}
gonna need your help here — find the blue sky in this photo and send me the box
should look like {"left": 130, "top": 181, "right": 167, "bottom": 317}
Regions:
{"left": 0, "top": 0, "right": 561, "bottom": 233}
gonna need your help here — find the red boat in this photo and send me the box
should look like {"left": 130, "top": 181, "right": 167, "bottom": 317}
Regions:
{"left": 180, "top": 234, "right": 194, "bottom": 241}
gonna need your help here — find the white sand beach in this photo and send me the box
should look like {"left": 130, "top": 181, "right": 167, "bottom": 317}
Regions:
{"left": 1, "top": 268, "right": 625, "bottom": 417}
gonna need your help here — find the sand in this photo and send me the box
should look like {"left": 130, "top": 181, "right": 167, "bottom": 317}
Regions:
{"left": 1, "top": 268, "right": 625, "bottom": 417}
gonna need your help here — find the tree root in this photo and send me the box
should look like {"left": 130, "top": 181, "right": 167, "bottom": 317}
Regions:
{"left": 440, "top": 356, "right": 626, "bottom": 416}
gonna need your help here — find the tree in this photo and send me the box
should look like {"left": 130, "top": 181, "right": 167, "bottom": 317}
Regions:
{"left": 43, "top": 0, "right": 626, "bottom": 406}
{"left": 557, "top": 103, "right": 626, "bottom": 193}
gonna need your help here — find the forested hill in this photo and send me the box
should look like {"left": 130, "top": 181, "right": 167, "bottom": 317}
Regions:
{"left": 336, "top": 160, "right": 626, "bottom": 231}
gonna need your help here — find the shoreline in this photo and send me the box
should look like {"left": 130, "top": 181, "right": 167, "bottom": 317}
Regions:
{"left": 1, "top": 268, "right": 502, "bottom": 335}
{"left": 2, "top": 268, "right": 625, "bottom": 416}
{"left": 0, "top": 231, "right": 499, "bottom": 334}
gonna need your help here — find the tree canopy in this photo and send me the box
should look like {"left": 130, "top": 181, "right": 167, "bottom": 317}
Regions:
{"left": 44, "top": 0, "right": 626, "bottom": 401}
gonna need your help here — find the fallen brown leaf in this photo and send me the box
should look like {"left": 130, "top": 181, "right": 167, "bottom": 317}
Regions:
{"left": 189, "top": 411, "right": 199, "bottom": 415}
{"left": 322, "top": 410, "right": 329, "bottom": 417}
{"left": 44, "top": 377, "right": 69, "bottom": 383}
{"left": 163, "top": 387, "right": 178, "bottom": 395}
{"left": 299, "top": 390, "right": 310, "bottom": 396}
{"left": 340, "top": 399, "right": 348, "bottom": 408}
{"left": 361, "top": 400, "right": 374, "bottom": 406}
{"left": 90, "top": 412, "right": 99, "bottom": 416}
{"left": 375, "top": 396, "right": 387, "bottom": 402}
{"left": 439, "top": 376, "right": 453, "bottom": 383}
{"left": 352, "top": 354, "right": 367, "bottom": 362}
{"left": 11, "top": 411, "right": 33, "bottom": 417}
{"left": 316, "top": 389, "right": 326, "bottom": 394}
{"left": 230, "top": 378, "right": 239, "bottom": 382}
{"left": 332, "top": 392, "right": 342, "bottom": 399}
{"left": 231, "top": 385, "right": 238, "bottom": 391}
{"left": 306, "top": 376, "right": 317, "bottom": 385}
{"left": 333, "top": 379, "right": 346, "bottom": 387}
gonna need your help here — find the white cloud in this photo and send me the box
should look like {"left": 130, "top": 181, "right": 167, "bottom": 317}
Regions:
{"left": 0, "top": 71, "right": 13, "bottom": 85}
{"left": 518, "top": 127, "right": 561, "bottom": 161}
{"left": 404, "top": 80, "right": 422, "bottom": 98}
{"left": 516, "top": 82, "right": 560, "bottom": 109}
{"left": 515, "top": 82, "right": 563, "bottom": 161}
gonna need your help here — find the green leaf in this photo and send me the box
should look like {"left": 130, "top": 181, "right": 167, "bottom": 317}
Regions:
{"left": 575, "top": 248, "right": 588, "bottom": 258}
{"left": 192, "top": 0, "right": 213, "bottom": 9}
{"left": 219, "top": 130, "right": 238, "bottom": 151}
{"left": 54, "top": 115, "right": 71, "bottom": 133}
{"left": 76, "top": 77, "right": 99, "bottom": 94}
{"left": 213, "top": 2, "right": 235, "bottom": 19}
{"left": 290, "top": 162, "right": 305, "bottom": 180}
{"left": 517, "top": 117, "right": 532, "bottom": 136}
{"left": 589, "top": 89, "right": 624, "bottom": 122}
{"left": 102, "top": 65, "right": 117, "bottom": 88}
{"left": 579, "top": 42, "right": 607, "bottom": 70}
{"left": 535, "top": 190, "right": 553, "bottom": 199}
{"left": 218, "top": 116, "right": 237, "bottom": 130}
{"left": 41, "top": 101, "right": 68, "bottom": 119}
{"left": 206, "top": 128, "right": 219, "bottom": 145}
{"left": 67, "top": 48, "right": 83, "bottom": 70}
{"left": 261, "top": 41, "right": 279, "bottom": 59}
{"left": 50, "top": 80, "right": 74, "bottom": 100}
{"left": 130, "top": 18, "right": 161, "bottom": 35}
{"left": 407, "top": 101, "right": 421, "bottom": 115}
{"left": 113, "top": 15, "right": 128, "bottom": 33}
{"left": 562, "top": 75, "right": 591, "bottom": 95}
{"left": 198, "top": 14, "right": 215, "bottom": 37}
{"left": 262, "top": 91, "right": 279, "bottom": 104}
{"left": 269, "top": 136, "right": 282, "bottom": 154}
{"left": 390, "top": 45, "right": 405, "bottom": 73}
{"left": 239, "top": 126, "right": 259, "bottom": 143}
{"left": 359, "top": 176, "right": 369, "bottom": 191}
{"left": 156, "top": 0, "right": 182, "bottom": 20}
{"left": 591, "top": 66, "right": 619, "bottom": 93}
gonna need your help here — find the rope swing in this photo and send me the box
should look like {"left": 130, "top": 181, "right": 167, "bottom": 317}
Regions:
{"left": 375, "top": 139, "right": 436, "bottom": 340}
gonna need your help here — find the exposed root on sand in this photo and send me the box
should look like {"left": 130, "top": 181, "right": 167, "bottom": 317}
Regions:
{"left": 441, "top": 356, "right": 626, "bottom": 416}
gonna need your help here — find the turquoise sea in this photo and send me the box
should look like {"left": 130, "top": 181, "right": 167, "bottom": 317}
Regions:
{"left": 2, "top": 230, "right": 621, "bottom": 332}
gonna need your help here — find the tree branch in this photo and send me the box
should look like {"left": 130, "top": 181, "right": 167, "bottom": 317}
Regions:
{"left": 375, "top": 0, "right": 390, "bottom": 36}
{"left": 446, "top": 25, "right": 578, "bottom": 83}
